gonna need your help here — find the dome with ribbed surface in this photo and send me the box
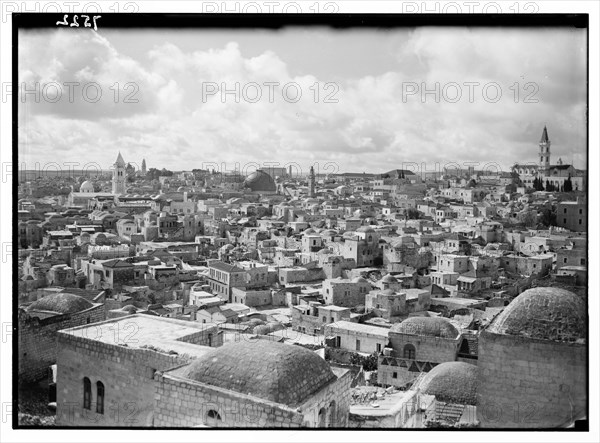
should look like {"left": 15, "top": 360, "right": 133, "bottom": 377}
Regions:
{"left": 27, "top": 293, "right": 93, "bottom": 315}
{"left": 391, "top": 316, "right": 459, "bottom": 339}
{"left": 181, "top": 340, "right": 336, "bottom": 406}
{"left": 487, "top": 287, "right": 585, "bottom": 342}
{"left": 419, "top": 362, "right": 477, "bottom": 405}
{"left": 243, "top": 170, "right": 276, "bottom": 192}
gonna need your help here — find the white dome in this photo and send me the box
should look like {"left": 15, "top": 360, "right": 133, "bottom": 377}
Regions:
{"left": 80, "top": 180, "right": 94, "bottom": 193}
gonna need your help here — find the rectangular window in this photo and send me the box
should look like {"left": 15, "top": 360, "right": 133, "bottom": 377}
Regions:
{"left": 376, "top": 343, "right": 382, "bottom": 353}
{"left": 356, "top": 340, "right": 361, "bottom": 352}
{"left": 579, "top": 219, "right": 582, "bottom": 225}
{"left": 580, "top": 259, "right": 586, "bottom": 265}
{"left": 392, "top": 372, "right": 398, "bottom": 379}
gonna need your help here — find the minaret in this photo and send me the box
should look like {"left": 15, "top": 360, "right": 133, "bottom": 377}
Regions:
{"left": 539, "top": 126, "right": 551, "bottom": 176}
{"left": 112, "top": 152, "right": 126, "bottom": 195}
{"left": 141, "top": 158, "right": 147, "bottom": 175}
{"left": 308, "top": 166, "right": 316, "bottom": 198}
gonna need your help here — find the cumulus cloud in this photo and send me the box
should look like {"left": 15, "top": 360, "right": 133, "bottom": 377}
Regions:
{"left": 18, "top": 27, "right": 587, "bottom": 174}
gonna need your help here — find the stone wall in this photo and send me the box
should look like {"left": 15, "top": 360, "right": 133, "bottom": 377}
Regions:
{"left": 18, "top": 304, "right": 105, "bottom": 384}
{"left": 476, "top": 330, "right": 586, "bottom": 428}
{"left": 55, "top": 319, "right": 220, "bottom": 427}
{"left": 388, "top": 332, "right": 459, "bottom": 363}
{"left": 55, "top": 332, "right": 189, "bottom": 427}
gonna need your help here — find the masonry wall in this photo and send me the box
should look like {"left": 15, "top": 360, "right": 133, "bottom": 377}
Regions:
{"left": 18, "top": 304, "right": 105, "bottom": 384}
{"left": 55, "top": 319, "right": 220, "bottom": 427}
{"left": 476, "top": 330, "right": 587, "bottom": 428}
{"left": 55, "top": 332, "right": 189, "bottom": 427}
{"left": 389, "top": 332, "right": 459, "bottom": 363}
{"left": 378, "top": 333, "right": 460, "bottom": 387}
{"left": 325, "top": 325, "right": 388, "bottom": 355}
{"left": 154, "top": 368, "right": 352, "bottom": 428}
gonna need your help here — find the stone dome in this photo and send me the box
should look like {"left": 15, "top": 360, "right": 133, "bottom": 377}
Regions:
{"left": 487, "top": 287, "right": 586, "bottom": 342}
{"left": 381, "top": 273, "right": 398, "bottom": 284}
{"left": 80, "top": 180, "right": 94, "bottom": 192}
{"left": 121, "top": 305, "right": 138, "bottom": 313}
{"left": 391, "top": 317, "right": 459, "bottom": 339}
{"left": 419, "top": 362, "right": 478, "bottom": 405}
{"left": 352, "top": 276, "right": 368, "bottom": 284}
{"left": 243, "top": 170, "right": 276, "bottom": 192}
{"left": 181, "top": 340, "right": 336, "bottom": 406}
{"left": 27, "top": 293, "right": 93, "bottom": 315}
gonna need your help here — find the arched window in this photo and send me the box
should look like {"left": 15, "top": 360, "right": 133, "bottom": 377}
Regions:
{"left": 96, "top": 381, "right": 105, "bottom": 414}
{"left": 206, "top": 409, "right": 222, "bottom": 427}
{"left": 83, "top": 377, "right": 91, "bottom": 410}
{"left": 317, "top": 407, "right": 326, "bottom": 428}
{"left": 403, "top": 344, "right": 416, "bottom": 360}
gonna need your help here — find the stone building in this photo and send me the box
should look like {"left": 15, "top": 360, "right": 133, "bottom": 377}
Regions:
{"left": 56, "top": 315, "right": 222, "bottom": 426}
{"left": 378, "top": 317, "right": 465, "bottom": 388}
{"left": 18, "top": 293, "right": 105, "bottom": 383}
{"left": 292, "top": 303, "right": 351, "bottom": 336}
{"left": 325, "top": 320, "right": 389, "bottom": 357}
{"left": 476, "top": 287, "right": 586, "bottom": 428}
{"left": 154, "top": 340, "right": 353, "bottom": 427}
{"left": 322, "top": 277, "right": 371, "bottom": 307}
{"left": 206, "top": 260, "right": 247, "bottom": 301}
{"left": 556, "top": 200, "right": 587, "bottom": 232}
{"left": 365, "top": 289, "right": 431, "bottom": 321}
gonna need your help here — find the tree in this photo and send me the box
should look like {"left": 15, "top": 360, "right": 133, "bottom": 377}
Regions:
{"left": 564, "top": 174, "right": 573, "bottom": 192}
{"left": 406, "top": 208, "right": 421, "bottom": 220}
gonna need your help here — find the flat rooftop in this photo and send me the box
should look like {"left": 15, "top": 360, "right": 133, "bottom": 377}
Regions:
{"left": 60, "top": 314, "right": 215, "bottom": 350}
{"left": 326, "top": 320, "right": 390, "bottom": 338}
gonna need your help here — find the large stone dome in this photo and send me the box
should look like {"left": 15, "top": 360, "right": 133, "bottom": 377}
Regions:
{"left": 27, "top": 293, "right": 93, "bottom": 315}
{"left": 391, "top": 316, "right": 459, "bottom": 339}
{"left": 181, "top": 340, "right": 336, "bottom": 406}
{"left": 243, "top": 170, "right": 276, "bottom": 192}
{"left": 420, "top": 361, "right": 478, "bottom": 405}
{"left": 487, "top": 287, "right": 586, "bottom": 342}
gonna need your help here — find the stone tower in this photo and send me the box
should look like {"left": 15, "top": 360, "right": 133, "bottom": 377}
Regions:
{"left": 539, "top": 125, "right": 551, "bottom": 175}
{"left": 308, "top": 166, "right": 315, "bottom": 198}
{"left": 112, "top": 152, "right": 126, "bottom": 195}
{"left": 141, "top": 158, "right": 147, "bottom": 175}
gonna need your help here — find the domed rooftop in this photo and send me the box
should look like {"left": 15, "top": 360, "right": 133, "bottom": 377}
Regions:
{"left": 419, "top": 362, "right": 478, "bottom": 405}
{"left": 243, "top": 170, "right": 276, "bottom": 192}
{"left": 391, "top": 317, "right": 459, "bottom": 339}
{"left": 352, "top": 276, "right": 368, "bottom": 284}
{"left": 381, "top": 273, "right": 398, "bottom": 284}
{"left": 121, "top": 305, "right": 138, "bottom": 313}
{"left": 487, "top": 287, "right": 586, "bottom": 342}
{"left": 27, "top": 293, "right": 93, "bottom": 315}
{"left": 80, "top": 180, "right": 94, "bottom": 192}
{"left": 180, "top": 340, "right": 336, "bottom": 406}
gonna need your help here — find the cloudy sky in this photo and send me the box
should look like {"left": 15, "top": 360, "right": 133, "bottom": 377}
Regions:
{"left": 18, "top": 26, "right": 587, "bottom": 175}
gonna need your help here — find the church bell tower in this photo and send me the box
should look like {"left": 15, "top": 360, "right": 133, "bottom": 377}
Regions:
{"left": 112, "top": 152, "right": 126, "bottom": 195}
{"left": 539, "top": 126, "right": 551, "bottom": 176}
